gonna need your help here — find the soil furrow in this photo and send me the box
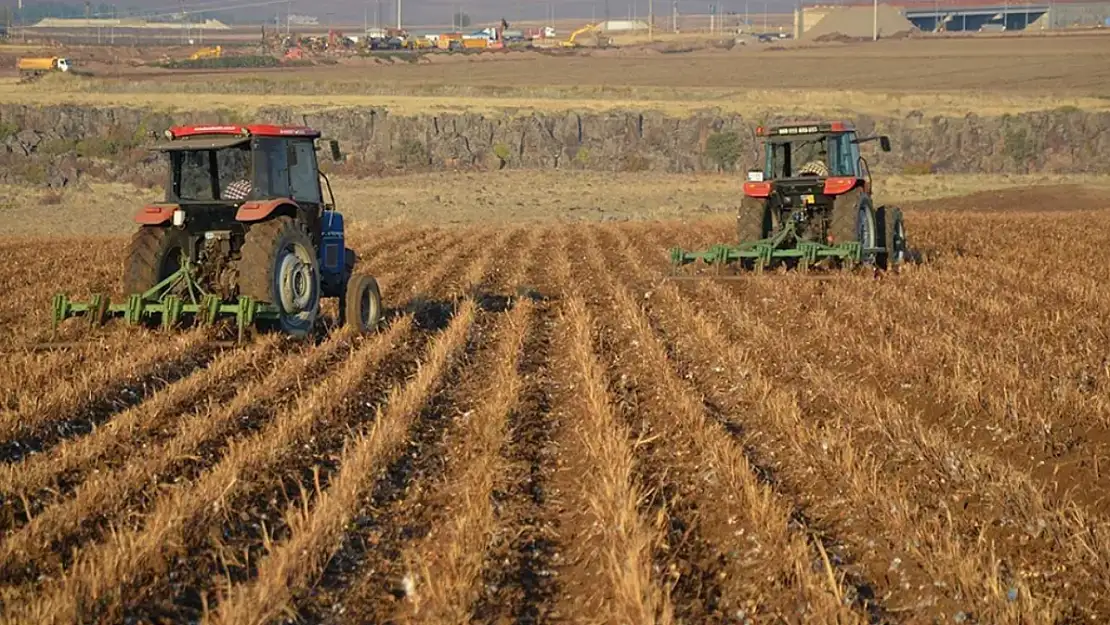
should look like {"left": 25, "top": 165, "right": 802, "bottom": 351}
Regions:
{"left": 240, "top": 226, "right": 531, "bottom": 624}
{"left": 0, "top": 328, "right": 220, "bottom": 463}
{"left": 0, "top": 316, "right": 417, "bottom": 625}
{"left": 209, "top": 296, "right": 482, "bottom": 625}
{"left": 191, "top": 226, "right": 522, "bottom": 623}
{"left": 0, "top": 329, "right": 353, "bottom": 588}
{"left": 582, "top": 224, "right": 864, "bottom": 623}
{"left": 0, "top": 334, "right": 284, "bottom": 525}
{"left": 644, "top": 221, "right": 1110, "bottom": 618}
{"left": 336, "top": 229, "right": 542, "bottom": 625}
{"left": 101, "top": 227, "right": 507, "bottom": 622}
{"left": 619, "top": 229, "right": 1065, "bottom": 623}
{"left": 0, "top": 228, "right": 496, "bottom": 624}
{"left": 541, "top": 229, "right": 674, "bottom": 625}
{"left": 469, "top": 226, "right": 562, "bottom": 625}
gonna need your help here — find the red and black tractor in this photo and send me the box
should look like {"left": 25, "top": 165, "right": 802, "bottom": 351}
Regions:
{"left": 52, "top": 124, "right": 381, "bottom": 340}
{"left": 670, "top": 120, "right": 909, "bottom": 276}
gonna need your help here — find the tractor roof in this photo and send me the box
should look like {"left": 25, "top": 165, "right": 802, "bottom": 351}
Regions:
{"left": 151, "top": 124, "right": 322, "bottom": 151}
{"left": 756, "top": 121, "right": 856, "bottom": 137}
{"left": 167, "top": 124, "right": 321, "bottom": 140}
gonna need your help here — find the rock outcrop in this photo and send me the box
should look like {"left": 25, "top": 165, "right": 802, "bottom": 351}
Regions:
{"left": 1, "top": 104, "right": 1107, "bottom": 186}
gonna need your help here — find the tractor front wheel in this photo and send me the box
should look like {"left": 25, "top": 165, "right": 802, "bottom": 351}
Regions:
{"left": 122, "top": 225, "right": 189, "bottom": 295}
{"left": 340, "top": 273, "right": 382, "bottom": 334}
{"left": 238, "top": 216, "right": 320, "bottom": 338}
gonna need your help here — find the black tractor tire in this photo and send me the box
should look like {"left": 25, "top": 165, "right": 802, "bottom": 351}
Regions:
{"left": 737, "top": 195, "right": 773, "bottom": 243}
{"left": 237, "top": 216, "right": 320, "bottom": 338}
{"left": 340, "top": 273, "right": 382, "bottom": 334}
{"left": 122, "top": 226, "right": 189, "bottom": 295}
{"left": 829, "top": 188, "right": 878, "bottom": 265}
{"left": 875, "top": 206, "right": 907, "bottom": 270}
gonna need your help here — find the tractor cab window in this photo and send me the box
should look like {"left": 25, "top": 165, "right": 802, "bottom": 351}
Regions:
{"left": 252, "top": 137, "right": 292, "bottom": 199}
{"left": 170, "top": 144, "right": 254, "bottom": 202}
{"left": 827, "top": 133, "right": 860, "bottom": 177}
{"left": 766, "top": 136, "right": 830, "bottom": 178}
{"left": 287, "top": 139, "right": 322, "bottom": 204}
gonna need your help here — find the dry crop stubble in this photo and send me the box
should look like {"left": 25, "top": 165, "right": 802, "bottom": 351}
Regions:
{"left": 0, "top": 331, "right": 345, "bottom": 587}
{"left": 0, "top": 328, "right": 216, "bottom": 461}
{"left": 207, "top": 226, "right": 523, "bottom": 623}
{"left": 578, "top": 223, "right": 864, "bottom": 622}
{"left": 544, "top": 226, "right": 675, "bottom": 625}
{"left": 0, "top": 226, "right": 502, "bottom": 623}
{"left": 619, "top": 221, "right": 1099, "bottom": 621}
{"left": 283, "top": 227, "right": 534, "bottom": 624}
{"left": 117, "top": 228, "right": 513, "bottom": 620}
{"left": 266, "top": 232, "right": 537, "bottom": 623}
{"left": 0, "top": 319, "right": 415, "bottom": 625}
{"left": 466, "top": 228, "right": 563, "bottom": 625}
{"left": 0, "top": 334, "right": 283, "bottom": 525}
{"left": 360, "top": 228, "right": 542, "bottom": 624}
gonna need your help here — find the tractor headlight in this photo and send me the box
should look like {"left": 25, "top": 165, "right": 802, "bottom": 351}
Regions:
{"left": 172, "top": 209, "right": 185, "bottom": 227}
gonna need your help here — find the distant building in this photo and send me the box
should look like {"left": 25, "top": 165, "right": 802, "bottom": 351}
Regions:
{"left": 597, "top": 19, "right": 650, "bottom": 31}
{"left": 30, "top": 17, "right": 231, "bottom": 30}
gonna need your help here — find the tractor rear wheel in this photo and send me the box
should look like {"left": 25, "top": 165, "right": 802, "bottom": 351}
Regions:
{"left": 737, "top": 195, "right": 772, "bottom": 243}
{"left": 238, "top": 216, "right": 320, "bottom": 338}
{"left": 829, "top": 189, "right": 877, "bottom": 265}
{"left": 122, "top": 226, "right": 189, "bottom": 295}
{"left": 737, "top": 196, "right": 773, "bottom": 270}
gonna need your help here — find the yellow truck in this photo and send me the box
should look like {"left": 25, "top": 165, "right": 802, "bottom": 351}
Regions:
{"left": 17, "top": 57, "right": 71, "bottom": 79}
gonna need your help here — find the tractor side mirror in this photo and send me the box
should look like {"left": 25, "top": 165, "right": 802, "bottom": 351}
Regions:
{"left": 747, "top": 168, "right": 764, "bottom": 182}
{"left": 329, "top": 139, "right": 342, "bottom": 162}
{"left": 879, "top": 136, "right": 891, "bottom": 152}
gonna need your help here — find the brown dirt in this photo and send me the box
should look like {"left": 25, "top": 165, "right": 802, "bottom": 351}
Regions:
{"left": 1, "top": 183, "right": 1109, "bottom": 623}
{"left": 4, "top": 33, "right": 1109, "bottom": 98}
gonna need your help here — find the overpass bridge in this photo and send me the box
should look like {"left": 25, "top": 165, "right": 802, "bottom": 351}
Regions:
{"left": 902, "top": 3, "right": 1049, "bottom": 30}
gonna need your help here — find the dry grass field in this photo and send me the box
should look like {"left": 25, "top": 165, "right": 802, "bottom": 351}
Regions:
{"left": 5, "top": 171, "right": 1110, "bottom": 236}
{"left": 1, "top": 182, "right": 1110, "bottom": 624}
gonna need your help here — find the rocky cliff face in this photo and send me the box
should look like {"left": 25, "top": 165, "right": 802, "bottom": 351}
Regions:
{"left": 1, "top": 103, "right": 1107, "bottom": 188}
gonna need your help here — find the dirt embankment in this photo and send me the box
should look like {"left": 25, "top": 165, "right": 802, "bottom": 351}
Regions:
{"left": 1, "top": 104, "right": 1108, "bottom": 187}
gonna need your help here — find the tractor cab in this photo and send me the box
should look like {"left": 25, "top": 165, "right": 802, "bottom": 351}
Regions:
{"left": 150, "top": 125, "right": 341, "bottom": 225}
{"left": 744, "top": 121, "right": 890, "bottom": 200}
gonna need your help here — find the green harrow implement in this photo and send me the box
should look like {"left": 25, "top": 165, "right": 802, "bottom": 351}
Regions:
{"left": 667, "top": 218, "right": 871, "bottom": 279}
{"left": 51, "top": 259, "right": 279, "bottom": 342}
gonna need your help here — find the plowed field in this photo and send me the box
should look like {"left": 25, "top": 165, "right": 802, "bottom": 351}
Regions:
{"left": 1, "top": 199, "right": 1109, "bottom": 624}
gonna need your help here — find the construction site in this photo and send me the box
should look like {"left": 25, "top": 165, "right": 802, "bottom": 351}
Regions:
{"left": 1, "top": 0, "right": 1110, "bottom": 620}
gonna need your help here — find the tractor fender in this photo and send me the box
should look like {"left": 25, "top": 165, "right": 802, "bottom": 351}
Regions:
{"left": 134, "top": 204, "right": 178, "bottom": 225}
{"left": 236, "top": 199, "right": 300, "bottom": 223}
{"left": 823, "top": 176, "right": 860, "bottom": 196}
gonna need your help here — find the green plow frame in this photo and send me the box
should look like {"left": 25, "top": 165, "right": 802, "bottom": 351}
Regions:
{"left": 50, "top": 259, "right": 280, "bottom": 342}
{"left": 667, "top": 218, "right": 867, "bottom": 278}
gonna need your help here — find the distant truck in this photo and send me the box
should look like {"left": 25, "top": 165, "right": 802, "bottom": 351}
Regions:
{"left": 17, "top": 57, "right": 72, "bottom": 79}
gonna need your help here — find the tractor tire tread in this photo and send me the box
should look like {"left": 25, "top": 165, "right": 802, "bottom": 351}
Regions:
{"left": 122, "top": 226, "right": 182, "bottom": 295}
{"left": 829, "top": 188, "right": 863, "bottom": 246}
{"left": 237, "top": 216, "right": 308, "bottom": 304}
{"left": 737, "top": 196, "right": 768, "bottom": 243}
